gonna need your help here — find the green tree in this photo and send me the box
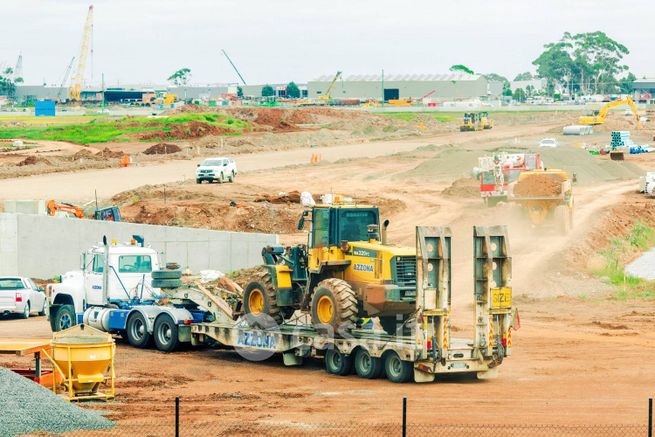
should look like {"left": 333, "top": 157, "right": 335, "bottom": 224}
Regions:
{"left": 286, "top": 81, "right": 300, "bottom": 98}
{"left": 237, "top": 86, "right": 243, "bottom": 98}
{"left": 484, "top": 73, "right": 509, "bottom": 86}
{"left": 261, "top": 84, "right": 275, "bottom": 97}
{"left": 167, "top": 68, "right": 192, "bottom": 86}
{"left": 0, "top": 67, "right": 17, "bottom": 97}
{"left": 513, "top": 88, "right": 527, "bottom": 102}
{"left": 525, "top": 84, "right": 535, "bottom": 97}
{"left": 514, "top": 72, "right": 534, "bottom": 81}
{"left": 449, "top": 64, "right": 475, "bottom": 75}
{"left": 619, "top": 72, "right": 636, "bottom": 94}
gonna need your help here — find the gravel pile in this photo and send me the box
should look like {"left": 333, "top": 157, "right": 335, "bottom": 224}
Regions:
{"left": 0, "top": 367, "right": 114, "bottom": 436}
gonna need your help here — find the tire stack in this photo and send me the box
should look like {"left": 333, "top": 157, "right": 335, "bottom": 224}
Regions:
{"left": 151, "top": 269, "right": 183, "bottom": 289}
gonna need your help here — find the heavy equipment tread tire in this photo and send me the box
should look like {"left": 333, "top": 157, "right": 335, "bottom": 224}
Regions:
{"left": 152, "top": 270, "right": 182, "bottom": 280}
{"left": 311, "top": 278, "right": 357, "bottom": 332}
{"left": 324, "top": 348, "right": 352, "bottom": 376}
{"left": 196, "top": 179, "right": 202, "bottom": 184}
{"left": 354, "top": 348, "right": 383, "bottom": 379}
{"left": 243, "top": 268, "right": 282, "bottom": 324}
{"left": 384, "top": 351, "right": 413, "bottom": 383}
{"left": 52, "top": 304, "right": 75, "bottom": 332}
{"left": 20, "top": 302, "right": 30, "bottom": 319}
{"left": 153, "top": 314, "right": 179, "bottom": 352}
{"left": 127, "top": 312, "right": 152, "bottom": 348}
{"left": 152, "top": 278, "right": 183, "bottom": 289}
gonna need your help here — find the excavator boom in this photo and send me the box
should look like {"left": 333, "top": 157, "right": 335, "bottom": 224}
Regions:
{"left": 579, "top": 96, "right": 640, "bottom": 127}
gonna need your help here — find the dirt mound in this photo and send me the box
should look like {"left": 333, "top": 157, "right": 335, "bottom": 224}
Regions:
{"left": 140, "top": 122, "right": 234, "bottom": 140}
{"left": 71, "top": 149, "right": 102, "bottom": 161}
{"left": 254, "top": 190, "right": 319, "bottom": 204}
{"left": 514, "top": 173, "right": 563, "bottom": 197}
{"left": 98, "top": 147, "right": 125, "bottom": 159}
{"left": 143, "top": 143, "right": 182, "bottom": 155}
{"left": 16, "top": 156, "right": 50, "bottom": 166}
{"left": 442, "top": 178, "right": 479, "bottom": 198}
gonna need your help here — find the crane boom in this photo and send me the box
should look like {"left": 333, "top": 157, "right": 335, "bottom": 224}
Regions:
{"left": 69, "top": 5, "right": 94, "bottom": 101}
{"left": 57, "top": 57, "right": 75, "bottom": 102}
{"left": 318, "top": 71, "right": 342, "bottom": 100}
{"left": 221, "top": 49, "right": 246, "bottom": 85}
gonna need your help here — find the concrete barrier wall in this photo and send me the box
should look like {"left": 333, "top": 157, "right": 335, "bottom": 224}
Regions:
{"left": 0, "top": 213, "right": 278, "bottom": 278}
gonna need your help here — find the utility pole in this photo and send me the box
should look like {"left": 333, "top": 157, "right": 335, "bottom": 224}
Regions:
{"left": 381, "top": 68, "right": 384, "bottom": 106}
{"left": 101, "top": 73, "right": 105, "bottom": 112}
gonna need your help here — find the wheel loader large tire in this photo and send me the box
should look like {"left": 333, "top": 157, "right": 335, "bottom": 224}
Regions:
{"left": 243, "top": 268, "right": 283, "bottom": 324}
{"left": 151, "top": 278, "right": 183, "bottom": 289}
{"left": 152, "top": 270, "right": 182, "bottom": 280}
{"left": 311, "top": 278, "right": 357, "bottom": 332}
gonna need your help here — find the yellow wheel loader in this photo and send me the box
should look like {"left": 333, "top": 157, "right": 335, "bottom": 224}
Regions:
{"left": 243, "top": 204, "right": 416, "bottom": 333}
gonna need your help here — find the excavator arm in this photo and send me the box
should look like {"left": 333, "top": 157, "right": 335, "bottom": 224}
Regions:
{"left": 47, "top": 200, "right": 85, "bottom": 219}
{"left": 579, "top": 96, "right": 641, "bottom": 127}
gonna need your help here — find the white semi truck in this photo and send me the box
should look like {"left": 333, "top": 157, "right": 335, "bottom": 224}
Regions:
{"left": 47, "top": 227, "right": 514, "bottom": 383}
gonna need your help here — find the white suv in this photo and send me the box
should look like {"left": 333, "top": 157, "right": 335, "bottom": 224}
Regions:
{"left": 196, "top": 157, "right": 237, "bottom": 184}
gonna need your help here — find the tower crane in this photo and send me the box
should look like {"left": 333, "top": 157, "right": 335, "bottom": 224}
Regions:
{"left": 13, "top": 52, "right": 23, "bottom": 82}
{"left": 57, "top": 57, "right": 75, "bottom": 102}
{"left": 68, "top": 5, "right": 94, "bottom": 102}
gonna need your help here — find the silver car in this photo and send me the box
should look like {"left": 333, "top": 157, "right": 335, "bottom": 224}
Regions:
{"left": 0, "top": 277, "right": 47, "bottom": 319}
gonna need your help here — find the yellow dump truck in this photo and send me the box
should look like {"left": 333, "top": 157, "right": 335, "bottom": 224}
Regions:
{"left": 509, "top": 169, "right": 573, "bottom": 233}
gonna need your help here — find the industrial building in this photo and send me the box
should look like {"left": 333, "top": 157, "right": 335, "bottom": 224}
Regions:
{"left": 307, "top": 73, "right": 495, "bottom": 101}
{"left": 632, "top": 78, "right": 655, "bottom": 102}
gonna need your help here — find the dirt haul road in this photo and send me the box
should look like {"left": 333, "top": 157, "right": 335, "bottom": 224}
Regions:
{"left": 0, "top": 123, "right": 559, "bottom": 203}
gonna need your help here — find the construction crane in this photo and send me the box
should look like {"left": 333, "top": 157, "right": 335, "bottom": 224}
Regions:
{"left": 318, "top": 71, "right": 342, "bottom": 101}
{"left": 578, "top": 96, "right": 641, "bottom": 127}
{"left": 68, "top": 5, "right": 94, "bottom": 102}
{"left": 221, "top": 49, "right": 246, "bottom": 86}
{"left": 13, "top": 52, "right": 23, "bottom": 82}
{"left": 57, "top": 57, "right": 75, "bottom": 102}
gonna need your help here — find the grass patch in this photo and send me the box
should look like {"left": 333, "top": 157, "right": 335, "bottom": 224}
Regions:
{"left": 380, "top": 112, "right": 457, "bottom": 123}
{"left": 592, "top": 222, "right": 655, "bottom": 301}
{"left": 0, "top": 112, "right": 250, "bottom": 144}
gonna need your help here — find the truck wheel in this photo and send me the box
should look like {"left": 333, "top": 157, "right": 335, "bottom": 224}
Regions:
{"left": 127, "top": 312, "right": 151, "bottom": 348}
{"left": 324, "top": 348, "right": 352, "bottom": 376}
{"left": 218, "top": 173, "right": 225, "bottom": 184}
{"left": 153, "top": 314, "right": 179, "bottom": 352}
{"left": 196, "top": 179, "right": 202, "bottom": 184}
{"left": 52, "top": 305, "right": 75, "bottom": 331}
{"left": 38, "top": 301, "right": 46, "bottom": 316}
{"left": 228, "top": 171, "right": 235, "bottom": 183}
{"left": 243, "top": 268, "right": 282, "bottom": 324}
{"left": 20, "top": 302, "right": 30, "bottom": 319}
{"left": 311, "top": 279, "right": 357, "bottom": 332}
{"left": 354, "top": 348, "right": 383, "bottom": 379}
{"left": 152, "top": 270, "right": 182, "bottom": 280}
{"left": 384, "top": 351, "right": 413, "bottom": 383}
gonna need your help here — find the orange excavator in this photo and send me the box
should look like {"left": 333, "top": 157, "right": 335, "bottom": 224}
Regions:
{"left": 46, "top": 200, "right": 121, "bottom": 221}
{"left": 47, "top": 200, "right": 85, "bottom": 218}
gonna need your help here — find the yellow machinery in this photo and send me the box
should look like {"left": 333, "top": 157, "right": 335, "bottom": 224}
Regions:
{"left": 244, "top": 203, "right": 417, "bottom": 333}
{"left": 43, "top": 324, "right": 115, "bottom": 401}
{"left": 578, "top": 96, "right": 640, "bottom": 126}
{"left": 460, "top": 112, "right": 493, "bottom": 131}
{"left": 509, "top": 169, "right": 573, "bottom": 233}
{"left": 388, "top": 98, "right": 412, "bottom": 106}
{"left": 318, "top": 71, "right": 342, "bottom": 102}
{"left": 68, "top": 5, "right": 94, "bottom": 102}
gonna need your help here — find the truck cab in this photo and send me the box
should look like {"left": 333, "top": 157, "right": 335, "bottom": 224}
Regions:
{"left": 47, "top": 238, "right": 160, "bottom": 331}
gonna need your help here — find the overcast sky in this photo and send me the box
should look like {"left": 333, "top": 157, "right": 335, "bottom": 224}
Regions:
{"left": 1, "top": 0, "right": 652, "bottom": 87}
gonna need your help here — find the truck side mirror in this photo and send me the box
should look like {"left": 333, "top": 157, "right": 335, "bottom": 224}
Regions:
{"left": 297, "top": 216, "right": 305, "bottom": 230}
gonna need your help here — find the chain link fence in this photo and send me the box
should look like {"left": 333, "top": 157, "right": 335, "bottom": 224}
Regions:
{"left": 18, "top": 397, "right": 655, "bottom": 436}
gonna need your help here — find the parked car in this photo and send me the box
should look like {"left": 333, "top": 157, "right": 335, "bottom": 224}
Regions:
{"left": 196, "top": 157, "right": 237, "bottom": 184}
{"left": 539, "top": 138, "right": 559, "bottom": 148}
{"left": 0, "top": 277, "right": 47, "bottom": 319}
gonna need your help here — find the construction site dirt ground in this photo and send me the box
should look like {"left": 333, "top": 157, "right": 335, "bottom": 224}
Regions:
{"left": 1, "top": 109, "right": 654, "bottom": 432}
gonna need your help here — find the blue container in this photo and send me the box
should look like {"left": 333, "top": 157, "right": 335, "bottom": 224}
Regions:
{"left": 35, "top": 100, "right": 56, "bottom": 116}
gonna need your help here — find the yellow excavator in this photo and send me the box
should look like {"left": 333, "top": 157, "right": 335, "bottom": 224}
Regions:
{"left": 579, "top": 96, "right": 640, "bottom": 126}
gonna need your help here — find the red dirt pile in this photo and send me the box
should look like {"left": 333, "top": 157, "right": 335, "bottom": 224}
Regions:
{"left": 143, "top": 143, "right": 182, "bottom": 155}
{"left": 514, "top": 173, "right": 563, "bottom": 197}
{"left": 16, "top": 156, "right": 50, "bottom": 166}
{"left": 98, "top": 147, "right": 125, "bottom": 159}
{"left": 140, "top": 122, "right": 234, "bottom": 140}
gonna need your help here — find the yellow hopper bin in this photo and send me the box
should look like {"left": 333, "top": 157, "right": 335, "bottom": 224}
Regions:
{"left": 45, "top": 324, "right": 115, "bottom": 401}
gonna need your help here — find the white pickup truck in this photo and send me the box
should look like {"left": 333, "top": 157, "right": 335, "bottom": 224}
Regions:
{"left": 0, "top": 276, "right": 47, "bottom": 319}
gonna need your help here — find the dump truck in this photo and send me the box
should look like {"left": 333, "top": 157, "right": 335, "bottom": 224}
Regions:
{"left": 242, "top": 203, "right": 417, "bottom": 334}
{"left": 508, "top": 169, "right": 574, "bottom": 233}
{"left": 476, "top": 152, "right": 543, "bottom": 206}
{"left": 46, "top": 227, "right": 514, "bottom": 383}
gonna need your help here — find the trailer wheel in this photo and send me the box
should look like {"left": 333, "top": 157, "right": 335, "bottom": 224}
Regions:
{"left": 324, "top": 348, "right": 352, "bottom": 376}
{"left": 153, "top": 314, "right": 179, "bottom": 352}
{"left": 384, "top": 351, "right": 413, "bottom": 383}
{"left": 354, "top": 348, "right": 383, "bottom": 379}
{"left": 127, "top": 312, "right": 151, "bottom": 348}
{"left": 243, "top": 268, "right": 282, "bottom": 324}
{"left": 311, "top": 279, "right": 357, "bottom": 332}
{"left": 52, "top": 305, "right": 75, "bottom": 332}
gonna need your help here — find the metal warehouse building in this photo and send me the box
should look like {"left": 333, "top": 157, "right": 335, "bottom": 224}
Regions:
{"left": 307, "top": 73, "right": 492, "bottom": 101}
